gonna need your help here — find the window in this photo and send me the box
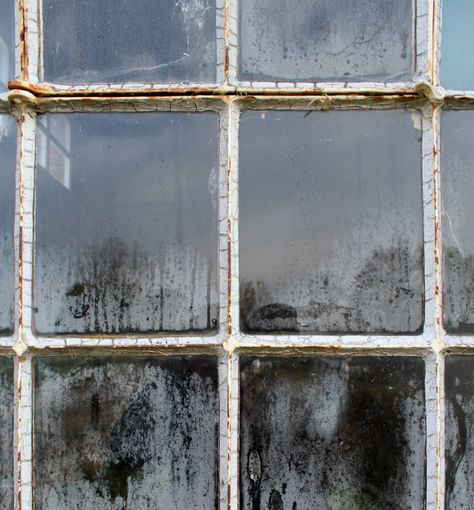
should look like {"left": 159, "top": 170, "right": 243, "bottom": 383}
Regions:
{"left": 0, "top": 0, "right": 470, "bottom": 508}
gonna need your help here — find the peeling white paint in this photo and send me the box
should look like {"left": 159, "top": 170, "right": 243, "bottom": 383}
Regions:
{"left": 0, "top": 1, "right": 472, "bottom": 508}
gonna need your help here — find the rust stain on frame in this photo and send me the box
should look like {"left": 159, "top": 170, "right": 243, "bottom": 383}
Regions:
{"left": 6, "top": 79, "right": 437, "bottom": 100}
{"left": 18, "top": 0, "right": 29, "bottom": 81}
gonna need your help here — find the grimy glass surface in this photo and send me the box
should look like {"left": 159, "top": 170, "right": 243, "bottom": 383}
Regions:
{"left": 0, "top": 357, "right": 14, "bottom": 510}
{"left": 441, "top": 0, "right": 474, "bottom": 90}
{"left": 441, "top": 111, "right": 474, "bottom": 333}
{"left": 0, "top": 115, "right": 16, "bottom": 335}
{"left": 240, "top": 356, "right": 426, "bottom": 510}
{"left": 0, "top": 0, "right": 15, "bottom": 91}
{"left": 42, "top": 0, "right": 216, "bottom": 84}
{"left": 34, "top": 113, "right": 219, "bottom": 335}
{"left": 34, "top": 355, "right": 219, "bottom": 510}
{"left": 239, "top": 110, "right": 424, "bottom": 334}
{"left": 445, "top": 356, "right": 474, "bottom": 509}
{"left": 238, "top": 0, "right": 413, "bottom": 83}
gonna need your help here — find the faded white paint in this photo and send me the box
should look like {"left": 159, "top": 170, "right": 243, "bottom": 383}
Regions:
{"left": 0, "top": 0, "right": 471, "bottom": 508}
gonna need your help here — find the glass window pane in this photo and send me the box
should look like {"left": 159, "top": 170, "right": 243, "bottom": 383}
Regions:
{"left": 240, "top": 355, "right": 426, "bottom": 510}
{"left": 42, "top": 0, "right": 217, "bottom": 84}
{"left": 239, "top": 110, "right": 424, "bottom": 334}
{"left": 441, "top": 110, "right": 474, "bottom": 333}
{"left": 34, "top": 113, "right": 219, "bottom": 335}
{"left": 0, "top": 357, "right": 14, "bottom": 510}
{"left": 0, "top": 0, "right": 15, "bottom": 92}
{"left": 0, "top": 115, "right": 16, "bottom": 335}
{"left": 34, "top": 355, "right": 219, "bottom": 509}
{"left": 441, "top": 0, "right": 474, "bottom": 90}
{"left": 238, "top": 0, "right": 413, "bottom": 83}
{"left": 445, "top": 355, "right": 474, "bottom": 509}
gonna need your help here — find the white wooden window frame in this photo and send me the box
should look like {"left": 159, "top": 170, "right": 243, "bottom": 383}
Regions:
{"left": 0, "top": 0, "right": 472, "bottom": 508}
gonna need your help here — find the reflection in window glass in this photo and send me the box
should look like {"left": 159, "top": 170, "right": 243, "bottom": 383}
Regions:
{"left": 441, "top": 111, "right": 474, "bottom": 333}
{"left": 238, "top": 0, "right": 413, "bottom": 83}
{"left": 0, "top": 357, "right": 14, "bottom": 510}
{"left": 445, "top": 356, "right": 474, "bottom": 509}
{"left": 34, "top": 113, "right": 219, "bottom": 335}
{"left": 239, "top": 110, "right": 424, "bottom": 334}
{"left": 0, "top": 115, "right": 16, "bottom": 335}
{"left": 34, "top": 356, "right": 219, "bottom": 510}
{"left": 0, "top": 0, "right": 14, "bottom": 92}
{"left": 441, "top": 0, "right": 474, "bottom": 90}
{"left": 42, "top": 0, "right": 216, "bottom": 84}
{"left": 240, "top": 356, "right": 426, "bottom": 510}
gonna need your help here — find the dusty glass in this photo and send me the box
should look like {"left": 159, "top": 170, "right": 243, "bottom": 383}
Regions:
{"left": 0, "top": 357, "right": 14, "bottom": 510}
{"left": 42, "top": 0, "right": 217, "bottom": 84}
{"left": 441, "top": 110, "right": 474, "bottom": 333}
{"left": 445, "top": 355, "right": 474, "bottom": 509}
{"left": 34, "top": 355, "right": 219, "bottom": 510}
{"left": 238, "top": 0, "right": 413, "bottom": 83}
{"left": 239, "top": 110, "right": 424, "bottom": 334}
{"left": 34, "top": 113, "right": 219, "bottom": 335}
{"left": 0, "top": 0, "right": 15, "bottom": 92}
{"left": 240, "top": 355, "right": 426, "bottom": 510}
{"left": 0, "top": 115, "right": 16, "bottom": 335}
{"left": 441, "top": 0, "right": 474, "bottom": 90}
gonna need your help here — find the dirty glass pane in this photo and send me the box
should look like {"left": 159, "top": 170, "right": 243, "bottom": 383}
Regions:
{"left": 34, "top": 113, "right": 219, "bottom": 335}
{"left": 441, "top": 111, "right": 474, "bottom": 333}
{"left": 0, "top": 115, "right": 16, "bottom": 335}
{"left": 445, "top": 355, "right": 474, "bottom": 509}
{"left": 0, "top": 357, "right": 14, "bottom": 510}
{"left": 42, "top": 0, "right": 216, "bottom": 84}
{"left": 239, "top": 110, "right": 424, "bottom": 334}
{"left": 441, "top": 0, "right": 474, "bottom": 90}
{"left": 240, "top": 356, "right": 426, "bottom": 510}
{"left": 238, "top": 0, "right": 413, "bottom": 83}
{"left": 34, "top": 355, "right": 219, "bottom": 510}
{"left": 0, "top": 0, "right": 15, "bottom": 91}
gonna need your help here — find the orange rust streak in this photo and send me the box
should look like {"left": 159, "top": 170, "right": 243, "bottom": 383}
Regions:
{"left": 225, "top": 46, "right": 229, "bottom": 79}
{"left": 18, "top": 0, "right": 29, "bottom": 81}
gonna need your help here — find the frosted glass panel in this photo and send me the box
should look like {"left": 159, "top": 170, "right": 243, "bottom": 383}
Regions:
{"left": 34, "top": 113, "right": 219, "bottom": 335}
{"left": 0, "top": 115, "right": 16, "bottom": 335}
{"left": 239, "top": 0, "right": 413, "bottom": 82}
{"left": 42, "top": 0, "right": 217, "bottom": 84}
{"left": 239, "top": 110, "right": 424, "bottom": 334}
{"left": 442, "top": 111, "right": 474, "bottom": 333}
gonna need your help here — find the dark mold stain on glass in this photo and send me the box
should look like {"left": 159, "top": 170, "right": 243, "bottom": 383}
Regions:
{"left": 34, "top": 112, "right": 219, "bottom": 335}
{"left": 246, "top": 303, "right": 298, "bottom": 333}
{"left": 0, "top": 357, "right": 14, "bottom": 510}
{"left": 240, "top": 356, "right": 426, "bottom": 510}
{"left": 34, "top": 355, "right": 219, "bottom": 509}
{"left": 0, "top": 115, "right": 16, "bottom": 336}
{"left": 445, "top": 355, "right": 474, "bottom": 509}
{"left": 239, "top": 110, "right": 424, "bottom": 335}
